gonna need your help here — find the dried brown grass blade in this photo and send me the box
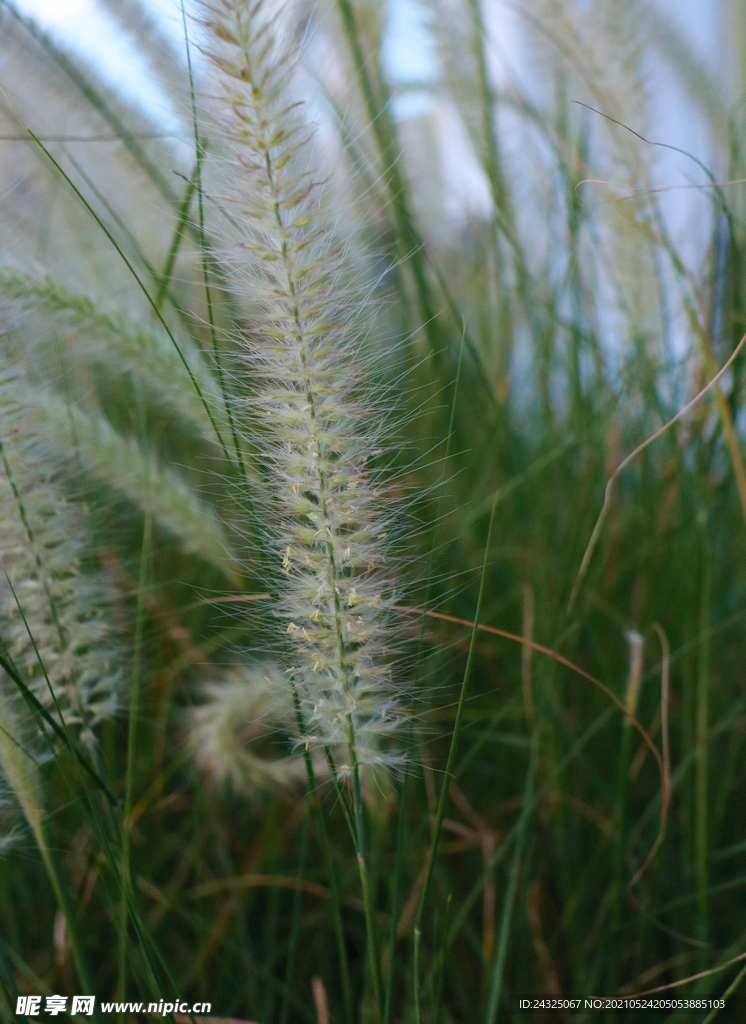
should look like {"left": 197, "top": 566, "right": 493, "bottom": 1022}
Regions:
{"left": 393, "top": 605, "right": 664, "bottom": 777}
{"left": 568, "top": 328, "right": 746, "bottom": 612}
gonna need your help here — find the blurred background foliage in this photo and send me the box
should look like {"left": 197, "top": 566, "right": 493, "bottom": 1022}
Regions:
{"left": 2, "top": 0, "right": 746, "bottom": 1021}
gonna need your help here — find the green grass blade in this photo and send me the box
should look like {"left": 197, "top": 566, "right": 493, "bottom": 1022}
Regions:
{"left": 413, "top": 483, "right": 501, "bottom": 1022}
{"left": 484, "top": 742, "right": 537, "bottom": 1024}
{"left": 118, "top": 504, "right": 151, "bottom": 1009}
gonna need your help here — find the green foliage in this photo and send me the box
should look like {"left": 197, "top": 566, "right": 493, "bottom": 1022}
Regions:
{"left": 2, "top": 0, "right": 746, "bottom": 1022}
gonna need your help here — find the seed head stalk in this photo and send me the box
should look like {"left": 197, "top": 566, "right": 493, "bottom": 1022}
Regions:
{"left": 269, "top": 158, "right": 386, "bottom": 1011}
{"left": 262, "top": 117, "right": 372, "bottom": 823}
{"left": 199, "top": 2, "right": 404, "bottom": 1015}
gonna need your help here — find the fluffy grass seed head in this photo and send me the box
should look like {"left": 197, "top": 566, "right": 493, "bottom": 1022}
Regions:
{"left": 198, "top": 0, "right": 407, "bottom": 777}
{"left": 0, "top": 394, "right": 122, "bottom": 746}
{"left": 188, "top": 663, "right": 320, "bottom": 798}
{"left": 0, "top": 680, "right": 46, "bottom": 852}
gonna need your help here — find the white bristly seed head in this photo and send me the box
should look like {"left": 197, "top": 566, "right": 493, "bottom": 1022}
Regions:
{"left": 0, "top": 397, "right": 122, "bottom": 746}
{"left": 198, "top": 0, "right": 406, "bottom": 778}
{"left": 188, "top": 663, "right": 323, "bottom": 797}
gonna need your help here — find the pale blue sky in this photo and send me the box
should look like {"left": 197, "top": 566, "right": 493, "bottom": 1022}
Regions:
{"left": 12, "top": 0, "right": 732, "bottom": 240}
{"left": 15, "top": 0, "right": 185, "bottom": 125}
{"left": 14, "top": 0, "right": 727, "bottom": 139}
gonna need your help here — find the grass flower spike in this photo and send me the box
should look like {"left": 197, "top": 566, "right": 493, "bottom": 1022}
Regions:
{"left": 189, "top": 664, "right": 315, "bottom": 797}
{"left": 198, "top": 0, "right": 405, "bottom": 783}
{"left": 0, "top": 399, "right": 122, "bottom": 740}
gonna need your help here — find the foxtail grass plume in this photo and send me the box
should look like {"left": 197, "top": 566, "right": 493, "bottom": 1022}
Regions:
{"left": 189, "top": 664, "right": 320, "bottom": 798}
{"left": 0, "top": 395, "right": 122, "bottom": 747}
{"left": 0, "top": 682, "right": 45, "bottom": 850}
{"left": 198, "top": 0, "right": 406, "bottom": 778}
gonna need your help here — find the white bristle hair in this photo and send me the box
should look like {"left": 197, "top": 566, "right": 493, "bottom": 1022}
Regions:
{"left": 197, "top": 0, "right": 407, "bottom": 779}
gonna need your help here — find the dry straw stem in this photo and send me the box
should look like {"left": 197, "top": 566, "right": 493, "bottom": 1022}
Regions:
{"left": 598, "top": 945, "right": 746, "bottom": 1002}
{"left": 628, "top": 622, "right": 670, "bottom": 889}
{"left": 311, "top": 977, "right": 330, "bottom": 1024}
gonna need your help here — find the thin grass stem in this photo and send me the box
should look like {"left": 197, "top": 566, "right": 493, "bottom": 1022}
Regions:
{"left": 290, "top": 686, "right": 354, "bottom": 1024}
{"left": 119, "top": 505, "right": 151, "bottom": 1010}
{"left": 412, "top": 485, "right": 501, "bottom": 1022}
{"left": 483, "top": 739, "right": 537, "bottom": 1024}
{"left": 20, "top": 122, "right": 236, "bottom": 472}
{"left": 278, "top": 810, "right": 309, "bottom": 1024}
{"left": 180, "top": 0, "right": 245, "bottom": 476}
